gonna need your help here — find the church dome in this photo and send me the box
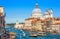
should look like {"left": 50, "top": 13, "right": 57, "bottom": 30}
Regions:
{"left": 32, "top": 8, "right": 41, "bottom": 13}
{"left": 32, "top": 3, "right": 41, "bottom": 13}
{"left": 31, "top": 3, "right": 42, "bottom": 18}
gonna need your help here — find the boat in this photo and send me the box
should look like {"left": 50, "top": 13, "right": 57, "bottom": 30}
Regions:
{"left": 30, "top": 33, "right": 37, "bottom": 37}
{"left": 29, "top": 31, "right": 37, "bottom": 37}
{"left": 23, "top": 31, "right": 26, "bottom": 36}
{"left": 37, "top": 31, "right": 46, "bottom": 36}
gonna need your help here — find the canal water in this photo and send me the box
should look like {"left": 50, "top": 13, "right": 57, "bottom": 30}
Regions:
{"left": 5, "top": 26, "right": 60, "bottom": 39}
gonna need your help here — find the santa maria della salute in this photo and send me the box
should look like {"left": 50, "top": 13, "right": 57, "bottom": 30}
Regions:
{"left": 31, "top": 3, "right": 53, "bottom": 19}
{"left": 15, "top": 3, "right": 60, "bottom": 35}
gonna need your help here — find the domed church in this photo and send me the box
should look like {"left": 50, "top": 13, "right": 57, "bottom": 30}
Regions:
{"left": 31, "top": 3, "right": 42, "bottom": 19}
{"left": 24, "top": 3, "right": 54, "bottom": 31}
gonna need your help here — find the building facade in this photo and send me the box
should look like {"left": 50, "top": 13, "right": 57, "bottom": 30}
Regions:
{"left": 51, "top": 18, "right": 60, "bottom": 33}
{"left": 20, "top": 3, "right": 60, "bottom": 33}
{"left": 24, "top": 3, "right": 53, "bottom": 31}
{"left": 0, "top": 6, "right": 9, "bottom": 39}
{"left": 14, "top": 20, "right": 24, "bottom": 29}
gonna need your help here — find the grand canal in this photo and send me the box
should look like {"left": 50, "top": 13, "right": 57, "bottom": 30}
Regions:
{"left": 5, "top": 26, "right": 60, "bottom": 39}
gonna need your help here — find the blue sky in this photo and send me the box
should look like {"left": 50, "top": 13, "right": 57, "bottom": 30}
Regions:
{"left": 0, "top": 0, "right": 60, "bottom": 23}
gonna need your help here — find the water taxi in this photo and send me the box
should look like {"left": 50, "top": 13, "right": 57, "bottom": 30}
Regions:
{"left": 37, "top": 31, "right": 46, "bottom": 36}
{"left": 29, "top": 31, "right": 37, "bottom": 37}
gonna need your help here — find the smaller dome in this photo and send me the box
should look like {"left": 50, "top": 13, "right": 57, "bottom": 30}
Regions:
{"left": 44, "top": 12, "right": 49, "bottom": 15}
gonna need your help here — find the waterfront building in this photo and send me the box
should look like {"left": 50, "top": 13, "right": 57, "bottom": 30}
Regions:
{"left": 24, "top": 18, "right": 37, "bottom": 30}
{"left": 51, "top": 24, "right": 60, "bottom": 33}
{"left": 0, "top": 6, "right": 9, "bottom": 39}
{"left": 51, "top": 18, "right": 60, "bottom": 33}
{"left": 24, "top": 3, "right": 43, "bottom": 31}
{"left": 14, "top": 20, "right": 24, "bottom": 29}
{"left": 25, "top": 18, "right": 43, "bottom": 31}
{"left": 24, "top": 3, "right": 54, "bottom": 32}
{"left": 15, "top": 3, "right": 60, "bottom": 34}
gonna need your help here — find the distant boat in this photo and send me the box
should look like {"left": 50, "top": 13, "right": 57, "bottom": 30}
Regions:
{"left": 30, "top": 34, "right": 37, "bottom": 37}
{"left": 29, "top": 31, "right": 37, "bottom": 37}
{"left": 23, "top": 31, "right": 26, "bottom": 36}
{"left": 37, "top": 31, "right": 46, "bottom": 36}
{"left": 21, "top": 30, "right": 26, "bottom": 36}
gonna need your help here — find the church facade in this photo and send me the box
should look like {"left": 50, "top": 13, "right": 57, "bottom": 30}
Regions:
{"left": 13, "top": 3, "right": 60, "bottom": 33}
{"left": 24, "top": 3, "right": 60, "bottom": 33}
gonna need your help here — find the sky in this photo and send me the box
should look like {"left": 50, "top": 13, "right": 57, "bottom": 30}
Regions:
{"left": 0, "top": 0, "right": 60, "bottom": 23}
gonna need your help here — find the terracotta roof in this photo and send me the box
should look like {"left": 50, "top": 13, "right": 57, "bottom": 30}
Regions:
{"left": 25, "top": 17, "right": 60, "bottom": 23}
{"left": 55, "top": 22, "right": 60, "bottom": 25}
{"left": 54, "top": 18, "right": 60, "bottom": 20}
{"left": 25, "top": 18, "right": 37, "bottom": 20}
{"left": 52, "top": 24, "right": 60, "bottom": 25}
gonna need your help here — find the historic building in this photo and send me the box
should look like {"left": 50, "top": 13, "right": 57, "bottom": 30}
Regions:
{"left": 24, "top": 3, "right": 60, "bottom": 33}
{"left": 13, "top": 3, "right": 60, "bottom": 33}
{"left": 14, "top": 20, "right": 24, "bottom": 29}
{"left": 51, "top": 18, "right": 60, "bottom": 33}
{"left": 0, "top": 6, "right": 9, "bottom": 39}
{"left": 44, "top": 9, "right": 53, "bottom": 18}
{"left": 24, "top": 3, "right": 53, "bottom": 31}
